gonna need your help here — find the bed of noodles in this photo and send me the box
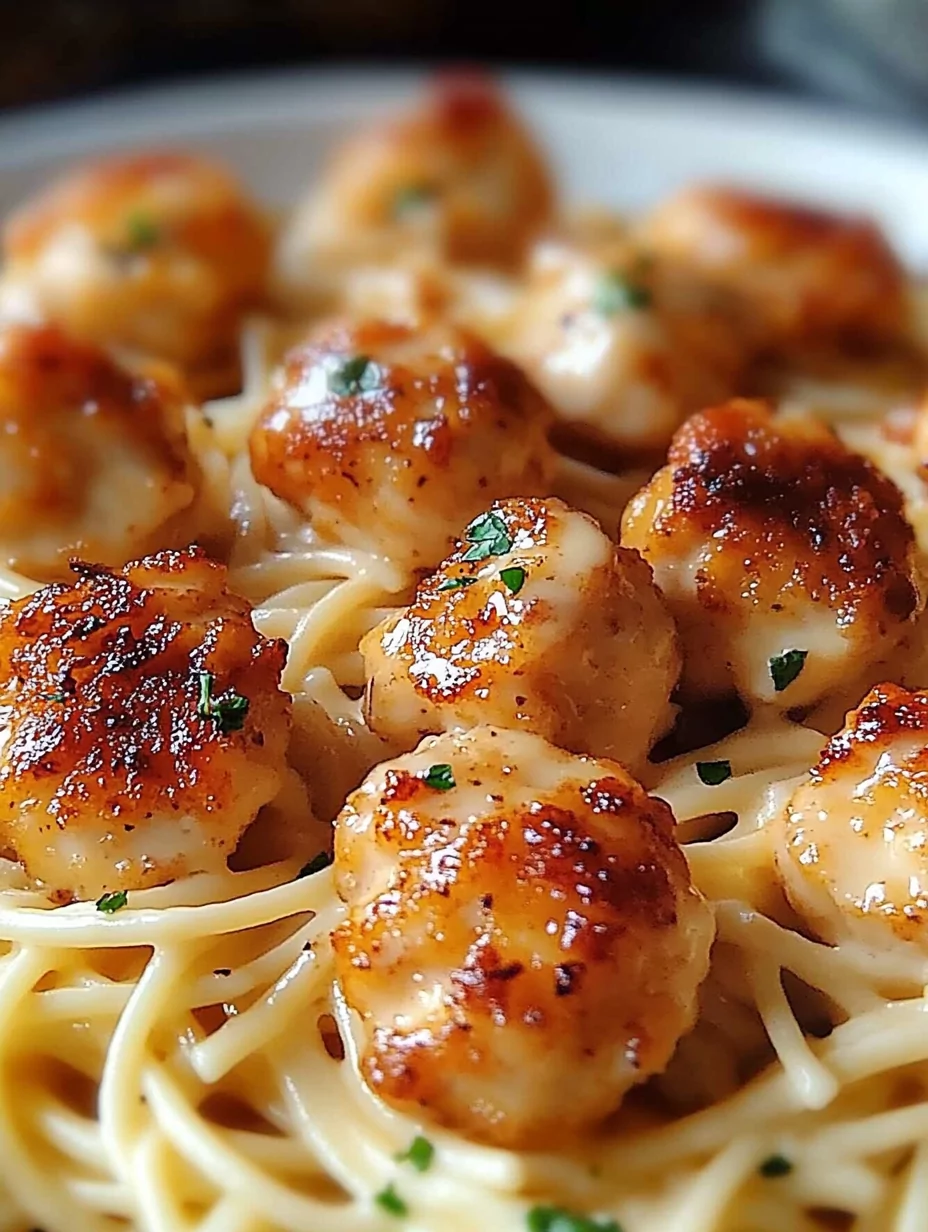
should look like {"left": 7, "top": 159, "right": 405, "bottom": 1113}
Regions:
{"left": 1, "top": 310, "right": 928, "bottom": 1232}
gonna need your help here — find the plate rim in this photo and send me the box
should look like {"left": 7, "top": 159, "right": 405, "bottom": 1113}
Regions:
{"left": 0, "top": 63, "right": 927, "bottom": 165}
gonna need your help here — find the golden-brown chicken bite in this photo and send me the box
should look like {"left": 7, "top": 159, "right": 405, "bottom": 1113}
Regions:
{"left": 275, "top": 73, "right": 553, "bottom": 299}
{"left": 0, "top": 151, "right": 270, "bottom": 394}
{"left": 641, "top": 185, "right": 910, "bottom": 354}
{"left": 0, "top": 322, "right": 206, "bottom": 582}
{"left": 333, "top": 725, "right": 714, "bottom": 1149}
{"left": 775, "top": 683, "right": 928, "bottom": 976}
{"left": 361, "top": 497, "right": 679, "bottom": 770}
{"left": 249, "top": 318, "right": 556, "bottom": 571}
{"left": 0, "top": 547, "right": 291, "bottom": 901}
{"left": 621, "top": 400, "right": 922, "bottom": 711}
{"left": 506, "top": 230, "right": 746, "bottom": 456}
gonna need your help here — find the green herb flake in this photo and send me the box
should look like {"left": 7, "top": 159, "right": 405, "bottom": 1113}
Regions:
{"left": 393, "top": 182, "right": 437, "bottom": 216}
{"left": 197, "top": 671, "right": 250, "bottom": 734}
{"left": 396, "top": 1134, "right": 434, "bottom": 1172}
{"left": 297, "top": 851, "right": 332, "bottom": 879}
{"left": 461, "top": 510, "right": 513, "bottom": 562}
{"left": 328, "top": 354, "right": 381, "bottom": 397}
{"left": 759, "top": 1153, "right": 793, "bottom": 1179}
{"left": 696, "top": 759, "right": 732, "bottom": 786}
{"left": 96, "top": 890, "right": 128, "bottom": 914}
{"left": 436, "top": 575, "right": 478, "bottom": 593}
{"left": 768, "top": 649, "right": 808, "bottom": 694}
{"left": 592, "top": 270, "right": 651, "bottom": 316}
{"left": 42, "top": 691, "right": 66, "bottom": 703}
{"left": 526, "top": 1206, "right": 622, "bottom": 1232}
{"left": 374, "top": 1183, "right": 408, "bottom": 1217}
{"left": 500, "top": 565, "right": 526, "bottom": 596}
{"left": 422, "top": 763, "right": 455, "bottom": 792}
{"left": 125, "top": 212, "right": 160, "bottom": 251}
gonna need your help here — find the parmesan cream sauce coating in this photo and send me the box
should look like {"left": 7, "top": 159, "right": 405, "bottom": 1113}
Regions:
{"left": 776, "top": 683, "right": 928, "bottom": 979}
{"left": 249, "top": 317, "right": 556, "bottom": 571}
{"left": 275, "top": 73, "right": 554, "bottom": 298}
{"left": 333, "top": 724, "right": 714, "bottom": 1149}
{"left": 0, "top": 321, "right": 202, "bottom": 581}
{"left": 361, "top": 496, "right": 680, "bottom": 772}
{"left": 622, "top": 399, "right": 922, "bottom": 711}
{"left": 0, "top": 151, "right": 270, "bottom": 390}
{"left": 640, "top": 185, "right": 911, "bottom": 353}
{"left": 0, "top": 547, "right": 291, "bottom": 901}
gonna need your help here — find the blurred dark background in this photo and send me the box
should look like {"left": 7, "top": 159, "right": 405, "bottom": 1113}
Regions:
{"left": 0, "top": 0, "right": 925, "bottom": 116}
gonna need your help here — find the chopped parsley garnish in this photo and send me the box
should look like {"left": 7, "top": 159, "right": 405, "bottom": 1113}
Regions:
{"left": 527, "top": 1207, "right": 622, "bottom": 1232}
{"left": 196, "top": 672, "right": 250, "bottom": 734}
{"left": 374, "top": 1184, "right": 408, "bottom": 1217}
{"left": 393, "top": 182, "right": 437, "bottom": 216}
{"left": 328, "top": 355, "right": 381, "bottom": 397}
{"left": 422, "top": 763, "right": 455, "bottom": 792}
{"left": 125, "top": 212, "right": 160, "bottom": 250}
{"left": 42, "top": 691, "right": 66, "bottom": 703}
{"left": 297, "top": 851, "right": 332, "bottom": 878}
{"left": 768, "top": 649, "right": 808, "bottom": 694}
{"left": 759, "top": 1153, "right": 793, "bottom": 1178}
{"left": 436, "top": 575, "right": 478, "bottom": 592}
{"left": 500, "top": 565, "right": 526, "bottom": 596}
{"left": 396, "top": 1134, "right": 434, "bottom": 1172}
{"left": 696, "top": 759, "right": 732, "bottom": 786}
{"left": 96, "top": 890, "right": 128, "bottom": 914}
{"left": 592, "top": 270, "right": 651, "bottom": 316}
{"left": 462, "top": 511, "right": 513, "bottom": 562}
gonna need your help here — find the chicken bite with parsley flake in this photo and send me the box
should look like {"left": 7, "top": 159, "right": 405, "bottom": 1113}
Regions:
{"left": 622, "top": 399, "right": 922, "bottom": 711}
{"left": 249, "top": 317, "right": 555, "bottom": 572}
{"left": 360, "top": 497, "right": 680, "bottom": 771}
{"left": 333, "top": 724, "right": 714, "bottom": 1149}
{"left": 0, "top": 321, "right": 208, "bottom": 582}
{"left": 505, "top": 225, "right": 746, "bottom": 456}
{"left": 0, "top": 546, "right": 290, "bottom": 902}
{"left": 275, "top": 73, "right": 553, "bottom": 301}
{"left": 0, "top": 151, "right": 270, "bottom": 395}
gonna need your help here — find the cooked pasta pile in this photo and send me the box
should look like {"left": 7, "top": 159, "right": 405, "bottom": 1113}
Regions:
{"left": 1, "top": 73, "right": 928, "bottom": 1232}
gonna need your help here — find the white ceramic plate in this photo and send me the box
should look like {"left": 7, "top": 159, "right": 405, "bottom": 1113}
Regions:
{"left": 1, "top": 67, "right": 928, "bottom": 265}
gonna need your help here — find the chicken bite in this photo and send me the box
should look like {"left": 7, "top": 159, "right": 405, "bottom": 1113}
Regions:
{"left": 506, "top": 230, "right": 745, "bottom": 455}
{"left": 641, "top": 185, "right": 909, "bottom": 354}
{"left": 249, "top": 318, "right": 555, "bottom": 572}
{"left": 776, "top": 683, "right": 928, "bottom": 976}
{"left": 0, "top": 151, "right": 270, "bottom": 394}
{"left": 0, "top": 547, "right": 291, "bottom": 901}
{"left": 275, "top": 73, "right": 553, "bottom": 300}
{"left": 0, "top": 322, "right": 205, "bottom": 582}
{"left": 361, "top": 497, "right": 680, "bottom": 770}
{"left": 333, "top": 725, "right": 714, "bottom": 1148}
{"left": 622, "top": 400, "right": 922, "bottom": 711}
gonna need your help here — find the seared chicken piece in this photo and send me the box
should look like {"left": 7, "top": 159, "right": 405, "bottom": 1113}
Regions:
{"left": 0, "top": 322, "right": 202, "bottom": 581}
{"left": 0, "top": 547, "right": 291, "bottom": 901}
{"left": 250, "top": 318, "right": 555, "bottom": 571}
{"left": 276, "top": 73, "right": 553, "bottom": 299}
{"left": 507, "top": 230, "right": 745, "bottom": 454}
{"left": 362, "top": 497, "right": 679, "bottom": 771}
{"left": 622, "top": 400, "right": 921, "bottom": 711}
{"left": 641, "top": 185, "right": 909, "bottom": 353}
{"left": 334, "top": 724, "right": 714, "bottom": 1148}
{"left": 776, "top": 683, "right": 928, "bottom": 976}
{"left": 0, "top": 151, "right": 270, "bottom": 392}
